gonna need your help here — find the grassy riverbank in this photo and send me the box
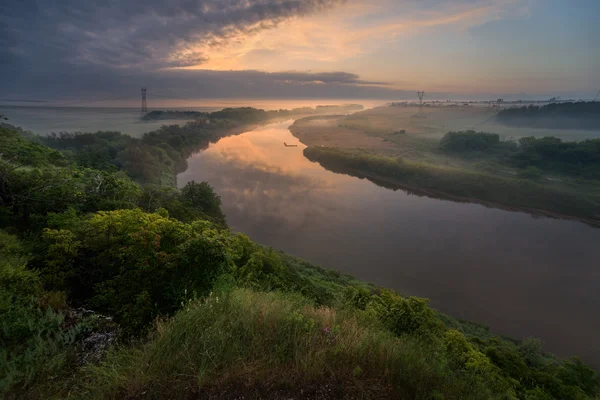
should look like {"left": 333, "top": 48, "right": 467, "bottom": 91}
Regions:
{"left": 304, "top": 146, "right": 600, "bottom": 225}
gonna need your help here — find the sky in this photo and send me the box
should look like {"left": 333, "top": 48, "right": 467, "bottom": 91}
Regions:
{"left": 1, "top": 0, "right": 599, "bottom": 102}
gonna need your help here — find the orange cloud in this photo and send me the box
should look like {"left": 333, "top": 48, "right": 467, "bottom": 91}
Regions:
{"left": 173, "top": 0, "right": 531, "bottom": 72}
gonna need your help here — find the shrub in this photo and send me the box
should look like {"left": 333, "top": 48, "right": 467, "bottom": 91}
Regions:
{"left": 38, "top": 209, "right": 229, "bottom": 332}
{"left": 366, "top": 289, "right": 443, "bottom": 338}
{"left": 440, "top": 131, "right": 500, "bottom": 153}
{"left": 444, "top": 330, "right": 515, "bottom": 394}
{"left": 513, "top": 136, "right": 600, "bottom": 178}
{"left": 0, "top": 233, "right": 83, "bottom": 397}
{"left": 517, "top": 166, "right": 543, "bottom": 180}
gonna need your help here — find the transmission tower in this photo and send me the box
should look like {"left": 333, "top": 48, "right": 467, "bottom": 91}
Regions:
{"left": 417, "top": 91, "right": 425, "bottom": 115}
{"left": 141, "top": 87, "right": 148, "bottom": 114}
{"left": 594, "top": 90, "right": 600, "bottom": 102}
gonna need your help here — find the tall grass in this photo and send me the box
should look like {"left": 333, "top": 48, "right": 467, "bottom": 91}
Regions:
{"left": 80, "top": 289, "right": 499, "bottom": 399}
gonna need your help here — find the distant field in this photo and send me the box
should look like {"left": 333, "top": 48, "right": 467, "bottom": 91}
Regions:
{"left": 305, "top": 105, "right": 600, "bottom": 142}
{"left": 290, "top": 106, "right": 600, "bottom": 170}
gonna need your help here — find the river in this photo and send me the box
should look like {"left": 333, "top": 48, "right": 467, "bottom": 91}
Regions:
{"left": 178, "top": 120, "right": 600, "bottom": 368}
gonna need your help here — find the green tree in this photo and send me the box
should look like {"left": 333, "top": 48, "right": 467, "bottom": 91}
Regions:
{"left": 180, "top": 180, "right": 226, "bottom": 225}
{"left": 367, "top": 289, "right": 443, "bottom": 337}
{"left": 39, "top": 209, "right": 228, "bottom": 332}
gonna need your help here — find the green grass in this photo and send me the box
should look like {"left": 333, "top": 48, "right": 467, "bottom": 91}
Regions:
{"left": 304, "top": 146, "right": 600, "bottom": 225}
{"left": 279, "top": 251, "right": 375, "bottom": 301}
{"left": 77, "top": 288, "right": 501, "bottom": 400}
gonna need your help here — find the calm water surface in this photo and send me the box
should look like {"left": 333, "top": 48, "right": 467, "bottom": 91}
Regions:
{"left": 0, "top": 106, "right": 206, "bottom": 137}
{"left": 178, "top": 121, "right": 600, "bottom": 368}
{"left": 1, "top": 100, "right": 383, "bottom": 137}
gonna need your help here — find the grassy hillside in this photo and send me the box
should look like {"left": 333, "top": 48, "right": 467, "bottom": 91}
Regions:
{"left": 80, "top": 289, "right": 502, "bottom": 399}
{"left": 0, "top": 123, "right": 599, "bottom": 399}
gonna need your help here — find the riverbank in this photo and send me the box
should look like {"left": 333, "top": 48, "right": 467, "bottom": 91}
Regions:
{"left": 290, "top": 109, "right": 600, "bottom": 225}
{"left": 2, "top": 117, "right": 599, "bottom": 399}
{"left": 303, "top": 146, "right": 600, "bottom": 226}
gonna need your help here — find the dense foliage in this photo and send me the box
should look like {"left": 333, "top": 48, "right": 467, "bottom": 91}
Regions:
{"left": 0, "top": 127, "right": 226, "bottom": 230}
{"left": 440, "top": 130, "right": 503, "bottom": 153}
{"left": 41, "top": 119, "right": 236, "bottom": 186}
{"left": 514, "top": 136, "right": 600, "bottom": 179}
{"left": 37, "top": 106, "right": 364, "bottom": 186}
{"left": 0, "top": 231, "right": 86, "bottom": 396}
{"left": 438, "top": 128, "right": 600, "bottom": 180}
{"left": 0, "top": 122, "right": 598, "bottom": 399}
{"left": 497, "top": 101, "right": 600, "bottom": 129}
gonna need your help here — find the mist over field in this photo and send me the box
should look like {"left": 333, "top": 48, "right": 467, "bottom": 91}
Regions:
{"left": 2, "top": 1, "right": 600, "bottom": 399}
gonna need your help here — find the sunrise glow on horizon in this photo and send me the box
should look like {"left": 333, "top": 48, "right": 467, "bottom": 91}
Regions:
{"left": 2, "top": 0, "right": 598, "bottom": 100}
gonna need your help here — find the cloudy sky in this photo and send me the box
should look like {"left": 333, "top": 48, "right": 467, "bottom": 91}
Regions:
{"left": 1, "top": 0, "right": 599, "bottom": 102}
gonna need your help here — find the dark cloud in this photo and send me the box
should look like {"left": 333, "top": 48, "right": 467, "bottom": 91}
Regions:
{"left": 1, "top": 0, "right": 343, "bottom": 70}
{"left": 0, "top": 0, "right": 464, "bottom": 101}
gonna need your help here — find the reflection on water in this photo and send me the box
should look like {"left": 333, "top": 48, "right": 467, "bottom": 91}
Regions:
{"left": 178, "top": 121, "right": 600, "bottom": 368}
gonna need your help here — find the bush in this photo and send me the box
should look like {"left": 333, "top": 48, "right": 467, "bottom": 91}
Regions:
{"left": 0, "top": 232, "right": 82, "bottom": 397}
{"left": 440, "top": 131, "right": 500, "bottom": 153}
{"left": 38, "top": 209, "right": 229, "bottom": 332}
{"left": 517, "top": 166, "right": 543, "bottom": 180}
{"left": 367, "top": 289, "right": 443, "bottom": 338}
{"left": 513, "top": 136, "right": 600, "bottom": 179}
{"left": 0, "top": 161, "right": 142, "bottom": 228}
{"left": 444, "top": 330, "right": 515, "bottom": 394}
